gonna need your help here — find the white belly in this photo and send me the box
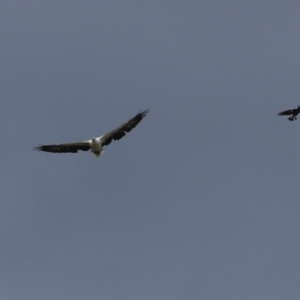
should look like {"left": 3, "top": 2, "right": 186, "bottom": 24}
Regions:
{"left": 91, "top": 138, "right": 103, "bottom": 157}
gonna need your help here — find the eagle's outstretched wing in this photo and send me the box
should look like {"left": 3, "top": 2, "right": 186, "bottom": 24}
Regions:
{"left": 101, "top": 109, "right": 149, "bottom": 146}
{"left": 33, "top": 142, "right": 91, "bottom": 153}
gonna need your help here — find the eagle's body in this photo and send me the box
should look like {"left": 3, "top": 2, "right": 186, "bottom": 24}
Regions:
{"left": 90, "top": 138, "right": 103, "bottom": 157}
{"left": 277, "top": 106, "right": 300, "bottom": 121}
{"left": 33, "top": 109, "right": 149, "bottom": 157}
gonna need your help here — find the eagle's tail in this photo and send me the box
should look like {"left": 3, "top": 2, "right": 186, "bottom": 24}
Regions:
{"left": 288, "top": 116, "right": 296, "bottom": 121}
{"left": 93, "top": 149, "right": 104, "bottom": 157}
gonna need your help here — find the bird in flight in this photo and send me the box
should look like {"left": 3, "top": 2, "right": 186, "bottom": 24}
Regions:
{"left": 33, "top": 109, "right": 149, "bottom": 157}
{"left": 277, "top": 106, "right": 300, "bottom": 121}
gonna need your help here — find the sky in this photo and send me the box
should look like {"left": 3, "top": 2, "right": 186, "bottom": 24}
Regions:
{"left": 1, "top": 1, "right": 300, "bottom": 299}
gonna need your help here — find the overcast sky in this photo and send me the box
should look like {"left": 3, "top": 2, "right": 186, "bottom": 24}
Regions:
{"left": 1, "top": 1, "right": 300, "bottom": 299}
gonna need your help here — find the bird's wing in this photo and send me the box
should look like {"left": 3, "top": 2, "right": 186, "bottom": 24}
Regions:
{"left": 277, "top": 109, "right": 294, "bottom": 116}
{"left": 101, "top": 109, "right": 149, "bottom": 147}
{"left": 33, "top": 141, "right": 91, "bottom": 153}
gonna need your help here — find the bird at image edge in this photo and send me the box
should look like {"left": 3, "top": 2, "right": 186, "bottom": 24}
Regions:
{"left": 277, "top": 106, "right": 300, "bottom": 121}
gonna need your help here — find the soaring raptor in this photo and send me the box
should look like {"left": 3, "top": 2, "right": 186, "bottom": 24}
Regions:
{"left": 277, "top": 106, "right": 300, "bottom": 121}
{"left": 33, "top": 109, "right": 149, "bottom": 157}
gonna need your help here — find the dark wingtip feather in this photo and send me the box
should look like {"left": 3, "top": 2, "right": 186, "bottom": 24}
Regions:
{"left": 139, "top": 109, "right": 149, "bottom": 118}
{"left": 33, "top": 145, "right": 43, "bottom": 151}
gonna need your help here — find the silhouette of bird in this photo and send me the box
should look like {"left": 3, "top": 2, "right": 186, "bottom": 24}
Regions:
{"left": 277, "top": 106, "right": 300, "bottom": 121}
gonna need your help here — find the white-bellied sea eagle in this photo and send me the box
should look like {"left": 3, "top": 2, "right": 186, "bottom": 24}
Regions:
{"left": 33, "top": 109, "right": 149, "bottom": 157}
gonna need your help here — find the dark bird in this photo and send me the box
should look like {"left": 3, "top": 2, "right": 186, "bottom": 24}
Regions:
{"left": 277, "top": 106, "right": 300, "bottom": 121}
{"left": 33, "top": 109, "right": 149, "bottom": 157}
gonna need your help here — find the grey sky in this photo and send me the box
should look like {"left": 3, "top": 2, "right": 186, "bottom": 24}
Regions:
{"left": 1, "top": 1, "right": 300, "bottom": 299}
